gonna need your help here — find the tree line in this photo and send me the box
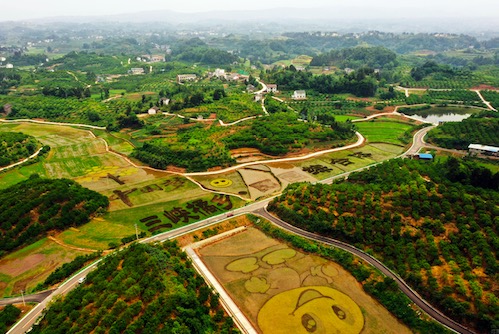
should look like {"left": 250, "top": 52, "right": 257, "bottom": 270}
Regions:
{"left": 223, "top": 112, "right": 355, "bottom": 156}
{"left": 263, "top": 66, "right": 380, "bottom": 97}
{"left": 427, "top": 112, "right": 499, "bottom": 149}
{"left": 310, "top": 46, "right": 398, "bottom": 69}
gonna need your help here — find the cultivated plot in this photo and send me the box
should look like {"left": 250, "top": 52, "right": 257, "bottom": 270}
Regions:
{"left": 0, "top": 238, "right": 87, "bottom": 297}
{"left": 197, "top": 227, "right": 411, "bottom": 334}
{"left": 354, "top": 120, "right": 414, "bottom": 145}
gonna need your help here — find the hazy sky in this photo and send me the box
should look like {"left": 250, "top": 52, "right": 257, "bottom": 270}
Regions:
{"left": 2, "top": 0, "right": 499, "bottom": 21}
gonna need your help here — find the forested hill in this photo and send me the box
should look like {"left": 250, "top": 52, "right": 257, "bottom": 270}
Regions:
{"left": 310, "top": 46, "right": 398, "bottom": 69}
{"left": 269, "top": 158, "right": 498, "bottom": 333}
{"left": 0, "top": 175, "right": 109, "bottom": 254}
{"left": 427, "top": 112, "right": 499, "bottom": 149}
{"left": 0, "top": 132, "right": 40, "bottom": 167}
{"left": 30, "top": 242, "right": 237, "bottom": 334}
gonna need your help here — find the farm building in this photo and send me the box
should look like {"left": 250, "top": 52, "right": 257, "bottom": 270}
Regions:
{"left": 148, "top": 106, "right": 160, "bottom": 115}
{"left": 266, "top": 84, "right": 278, "bottom": 93}
{"left": 413, "top": 153, "right": 433, "bottom": 160}
{"left": 292, "top": 90, "right": 307, "bottom": 100}
{"left": 468, "top": 144, "right": 499, "bottom": 157}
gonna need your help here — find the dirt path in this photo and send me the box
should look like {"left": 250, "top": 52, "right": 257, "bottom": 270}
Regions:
{"left": 0, "top": 147, "right": 43, "bottom": 172}
{"left": 0, "top": 118, "right": 106, "bottom": 130}
{"left": 47, "top": 236, "right": 100, "bottom": 253}
{"left": 472, "top": 89, "right": 497, "bottom": 111}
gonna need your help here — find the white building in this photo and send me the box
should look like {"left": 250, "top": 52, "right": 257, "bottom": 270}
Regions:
{"left": 159, "top": 98, "right": 170, "bottom": 106}
{"left": 266, "top": 84, "right": 278, "bottom": 93}
{"left": 468, "top": 144, "right": 499, "bottom": 157}
{"left": 148, "top": 107, "right": 160, "bottom": 115}
{"left": 129, "top": 68, "right": 145, "bottom": 75}
{"left": 292, "top": 90, "right": 307, "bottom": 100}
{"left": 213, "top": 68, "right": 226, "bottom": 79}
{"left": 177, "top": 74, "right": 197, "bottom": 83}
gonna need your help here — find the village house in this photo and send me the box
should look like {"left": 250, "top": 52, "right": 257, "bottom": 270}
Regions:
{"left": 292, "top": 90, "right": 307, "bottom": 100}
{"left": 159, "top": 97, "right": 170, "bottom": 106}
{"left": 129, "top": 68, "right": 145, "bottom": 75}
{"left": 177, "top": 74, "right": 197, "bottom": 83}
{"left": 148, "top": 106, "right": 160, "bottom": 115}
{"left": 266, "top": 84, "right": 278, "bottom": 93}
{"left": 213, "top": 68, "right": 226, "bottom": 79}
{"left": 344, "top": 68, "right": 354, "bottom": 75}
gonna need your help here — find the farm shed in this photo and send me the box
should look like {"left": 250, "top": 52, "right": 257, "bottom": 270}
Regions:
{"left": 468, "top": 144, "right": 499, "bottom": 157}
{"left": 414, "top": 153, "right": 433, "bottom": 160}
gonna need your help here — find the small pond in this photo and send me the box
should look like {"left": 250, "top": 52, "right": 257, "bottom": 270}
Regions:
{"left": 400, "top": 107, "right": 480, "bottom": 124}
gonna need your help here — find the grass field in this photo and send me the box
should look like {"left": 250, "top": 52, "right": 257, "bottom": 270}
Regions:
{"left": 272, "top": 55, "right": 313, "bottom": 68}
{"left": 354, "top": 120, "right": 414, "bottom": 145}
{"left": 333, "top": 115, "right": 362, "bottom": 122}
{"left": 198, "top": 227, "right": 412, "bottom": 334}
{"left": 0, "top": 238, "right": 87, "bottom": 296}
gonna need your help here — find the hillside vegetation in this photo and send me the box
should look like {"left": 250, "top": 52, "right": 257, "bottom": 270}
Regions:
{"left": 31, "top": 242, "right": 237, "bottom": 334}
{"left": 269, "top": 158, "right": 498, "bottom": 333}
{"left": 0, "top": 175, "right": 109, "bottom": 254}
{"left": 427, "top": 112, "right": 499, "bottom": 149}
{"left": 132, "top": 112, "right": 355, "bottom": 172}
{"left": 0, "top": 132, "right": 40, "bottom": 167}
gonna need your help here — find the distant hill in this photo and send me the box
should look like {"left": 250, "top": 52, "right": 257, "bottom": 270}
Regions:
{"left": 14, "top": 9, "right": 499, "bottom": 35}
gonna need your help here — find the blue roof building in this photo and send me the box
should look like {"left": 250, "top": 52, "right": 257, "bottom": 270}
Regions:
{"left": 417, "top": 153, "right": 433, "bottom": 160}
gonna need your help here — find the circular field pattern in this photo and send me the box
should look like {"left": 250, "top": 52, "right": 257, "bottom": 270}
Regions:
{"left": 210, "top": 178, "right": 233, "bottom": 188}
{"left": 258, "top": 286, "right": 364, "bottom": 334}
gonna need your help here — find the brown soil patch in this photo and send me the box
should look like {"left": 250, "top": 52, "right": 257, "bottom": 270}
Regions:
{"left": 0, "top": 254, "right": 46, "bottom": 277}
{"left": 166, "top": 165, "right": 187, "bottom": 173}
{"left": 347, "top": 97, "right": 373, "bottom": 102}
{"left": 176, "top": 216, "right": 250, "bottom": 247}
{"left": 471, "top": 85, "right": 499, "bottom": 91}
{"left": 267, "top": 162, "right": 294, "bottom": 169}
{"left": 249, "top": 179, "right": 279, "bottom": 192}
{"left": 14, "top": 267, "right": 53, "bottom": 292}
{"left": 276, "top": 171, "right": 306, "bottom": 183}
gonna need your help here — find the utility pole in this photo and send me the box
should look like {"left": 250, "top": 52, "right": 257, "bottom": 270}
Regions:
{"left": 135, "top": 224, "right": 138, "bottom": 240}
{"left": 21, "top": 290, "right": 25, "bottom": 306}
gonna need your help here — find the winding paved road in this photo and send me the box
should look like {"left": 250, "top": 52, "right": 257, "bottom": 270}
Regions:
{"left": 252, "top": 208, "right": 474, "bottom": 334}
